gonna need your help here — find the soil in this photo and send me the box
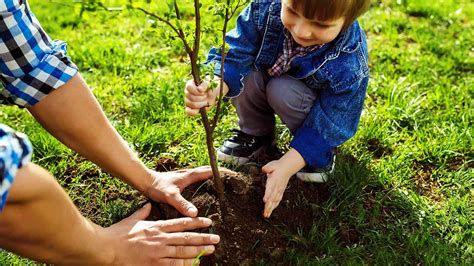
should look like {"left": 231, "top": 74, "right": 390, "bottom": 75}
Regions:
{"left": 150, "top": 160, "right": 331, "bottom": 265}
{"left": 411, "top": 160, "right": 443, "bottom": 202}
{"left": 367, "top": 138, "right": 393, "bottom": 159}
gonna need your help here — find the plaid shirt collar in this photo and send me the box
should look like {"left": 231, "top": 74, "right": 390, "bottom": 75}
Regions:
{"left": 268, "top": 29, "right": 324, "bottom": 77}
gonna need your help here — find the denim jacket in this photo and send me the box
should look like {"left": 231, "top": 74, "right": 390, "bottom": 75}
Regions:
{"left": 206, "top": 0, "right": 369, "bottom": 168}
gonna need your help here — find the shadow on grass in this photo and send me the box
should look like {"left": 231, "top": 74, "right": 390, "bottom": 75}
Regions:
{"left": 58, "top": 150, "right": 467, "bottom": 265}
{"left": 273, "top": 149, "right": 467, "bottom": 265}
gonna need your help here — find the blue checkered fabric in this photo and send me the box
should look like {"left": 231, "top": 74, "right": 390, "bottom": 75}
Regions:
{"left": 0, "top": 124, "right": 32, "bottom": 211}
{"left": 0, "top": 0, "right": 78, "bottom": 107}
{"left": 0, "top": 0, "right": 75, "bottom": 212}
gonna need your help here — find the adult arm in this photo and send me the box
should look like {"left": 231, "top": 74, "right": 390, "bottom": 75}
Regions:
{"left": 27, "top": 73, "right": 215, "bottom": 217}
{"left": 1, "top": 0, "right": 214, "bottom": 217}
{"left": 0, "top": 162, "right": 219, "bottom": 265}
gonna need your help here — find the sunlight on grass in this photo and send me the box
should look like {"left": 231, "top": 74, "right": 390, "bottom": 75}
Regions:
{"left": 0, "top": 0, "right": 472, "bottom": 264}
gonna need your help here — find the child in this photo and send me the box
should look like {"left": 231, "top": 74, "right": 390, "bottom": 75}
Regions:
{"left": 184, "top": 0, "right": 370, "bottom": 218}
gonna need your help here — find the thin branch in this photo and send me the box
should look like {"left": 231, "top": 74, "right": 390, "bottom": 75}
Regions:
{"left": 97, "top": 2, "right": 123, "bottom": 12}
{"left": 173, "top": 0, "right": 181, "bottom": 20}
{"left": 173, "top": 0, "right": 188, "bottom": 50}
{"left": 211, "top": 0, "right": 232, "bottom": 130}
{"left": 192, "top": 0, "right": 202, "bottom": 84}
{"left": 134, "top": 6, "right": 193, "bottom": 54}
{"left": 229, "top": 0, "right": 246, "bottom": 20}
{"left": 134, "top": 7, "right": 180, "bottom": 37}
{"left": 48, "top": 0, "right": 75, "bottom": 7}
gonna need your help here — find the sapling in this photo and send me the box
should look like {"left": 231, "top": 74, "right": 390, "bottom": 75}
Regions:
{"left": 130, "top": 0, "right": 246, "bottom": 201}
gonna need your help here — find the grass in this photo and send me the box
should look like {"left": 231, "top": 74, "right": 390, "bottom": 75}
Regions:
{"left": 1, "top": 0, "right": 472, "bottom": 264}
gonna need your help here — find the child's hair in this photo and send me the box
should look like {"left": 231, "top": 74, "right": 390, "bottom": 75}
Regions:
{"left": 287, "top": 0, "right": 371, "bottom": 30}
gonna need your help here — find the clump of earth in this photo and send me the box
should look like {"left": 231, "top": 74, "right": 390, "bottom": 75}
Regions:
{"left": 150, "top": 158, "right": 332, "bottom": 265}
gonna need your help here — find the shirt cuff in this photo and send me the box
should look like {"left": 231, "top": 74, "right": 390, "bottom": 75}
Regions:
{"left": 211, "top": 60, "right": 243, "bottom": 98}
{"left": 290, "top": 126, "right": 334, "bottom": 168}
{"left": 1, "top": 41, "right": 78, "bottom": 107}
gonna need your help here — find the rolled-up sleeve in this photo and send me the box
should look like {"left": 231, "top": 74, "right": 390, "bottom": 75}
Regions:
{"left": 0, "top": 0, "right": 78, "bottom": 107}
{"left": 0, "top": 124, "right": 32, "bottom": 212}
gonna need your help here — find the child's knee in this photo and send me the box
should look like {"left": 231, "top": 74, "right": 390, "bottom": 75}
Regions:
{"left": 266, "top": 77, "right": 315, "bottom": 114}
{"left": 241, "top": 70, "right": 267, "bottom": 95}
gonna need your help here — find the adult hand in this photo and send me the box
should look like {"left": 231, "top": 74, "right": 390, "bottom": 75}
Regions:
{"left": 0, "top": 163, "right": 219, "bottom": 265}
{"left": 107, "top": 203, "right": 220, "bottom": 265}
{"left": 27, "top": 74, "right": 229, "bottom": 217}
{"left": 146, "top": 166, "right": 233, "bottom": 217}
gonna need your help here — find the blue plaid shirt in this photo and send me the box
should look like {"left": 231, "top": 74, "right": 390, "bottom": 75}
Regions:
{"left": 0, "top": 124, "right": 32, "bottom": 211}
{"left": 0, "top": 0, "right": 77, "bottom": 210}
{"left": 0, "top": 0, "right": 78, "bottom": 106}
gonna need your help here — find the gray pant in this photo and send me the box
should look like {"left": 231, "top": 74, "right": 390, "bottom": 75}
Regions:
{"left": 231, "top": 70, "right": 316, "bottom": 137}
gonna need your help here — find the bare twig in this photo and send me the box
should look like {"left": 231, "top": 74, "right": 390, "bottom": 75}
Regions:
{"left": 172, "top": 1, "right": 189, "bottom": 54}
{"left": 48, "top": 0, "right": 76, "bottom": 7}
{"left": 134, "top": 6, "right": 193, "bottom": 54}
{"left": 228, "top": 0, "right": 246, "bottom": 20}
{"left": 211, "top": 0, "right": 232, "bottom": 130}
{"left": 173, "top": 1, "right": 181, "bottom": 20}
{"left": 191, "top": 0, "right": 202, "bottom": 85}
{"left": 211, "top": 0, "right": 246, "bottom": 130}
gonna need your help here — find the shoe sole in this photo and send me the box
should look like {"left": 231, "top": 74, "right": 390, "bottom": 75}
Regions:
{"left": 217, "top": 150, "right": 249, "bottom": 165}
{"left": 296, "top": 172, "right": 329, "bottom": 183}
{"left": 217, "top": 145, "right": 268, "bottom": 166}
{"left": 296, "top": 155, "right": 336, "bottom": 183}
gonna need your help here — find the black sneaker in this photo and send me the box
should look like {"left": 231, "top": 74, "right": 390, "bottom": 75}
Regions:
{"left": 296, "top": 154, "right": 336, "bottom": 183}
{"left": 217, "top": 129, "right": 273, "bottom": 165}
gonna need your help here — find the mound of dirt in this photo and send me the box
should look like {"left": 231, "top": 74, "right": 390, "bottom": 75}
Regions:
{"left": 151, "top": 164, "right": 331, "bottom": 265}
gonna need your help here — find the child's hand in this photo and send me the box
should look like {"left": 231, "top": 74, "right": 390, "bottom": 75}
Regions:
{"left": 262, "top": 148, "right": 306, "bottom": 218}
{"left": 262, "top": 160, "right": 292, "bottom": 218}
{"left": 184, "top": 77, "right": 228, "bottom": 116}
{"left": 184, "top": 79, "right": 212, "bottom": 116}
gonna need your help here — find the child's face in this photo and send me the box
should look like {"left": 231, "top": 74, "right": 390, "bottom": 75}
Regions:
{"left": 281, "top": 0, "right": 345, "bottom": 47}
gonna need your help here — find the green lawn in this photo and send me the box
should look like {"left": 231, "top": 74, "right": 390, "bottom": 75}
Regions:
{"left": 1, "top": 0, "right": 472, "bottom": 264}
